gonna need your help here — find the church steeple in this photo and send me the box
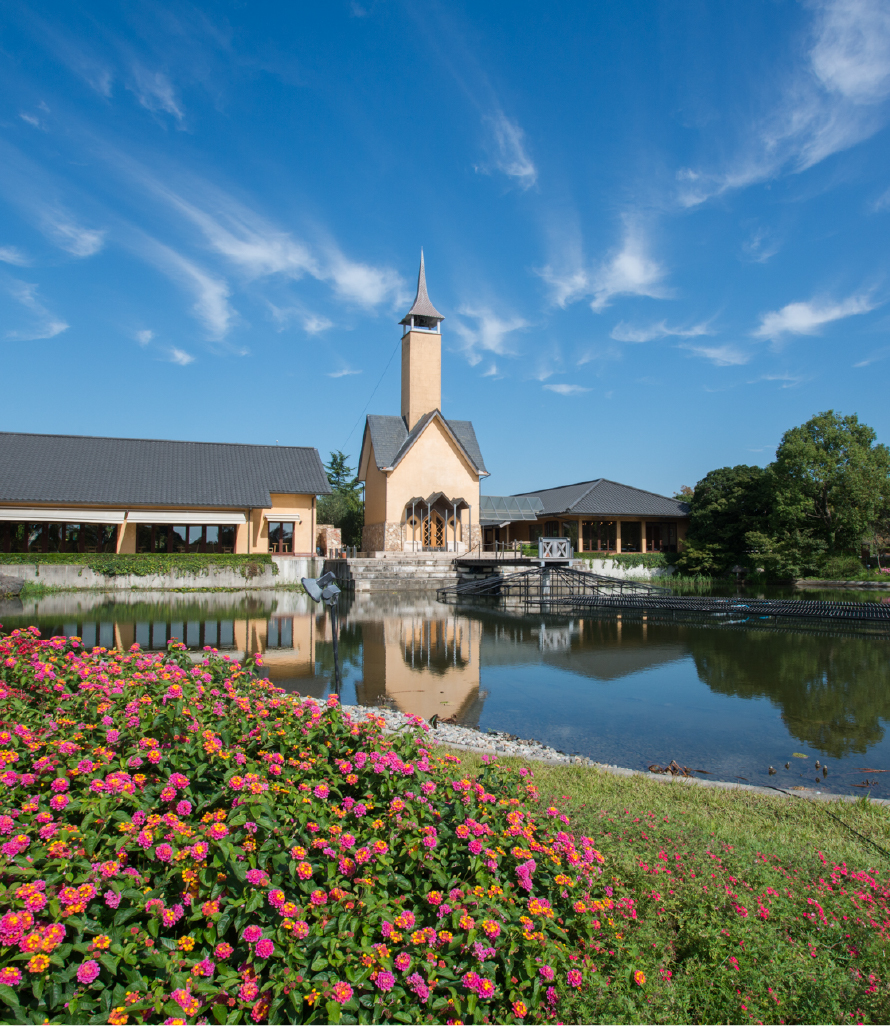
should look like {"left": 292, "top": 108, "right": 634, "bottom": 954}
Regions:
{"left": 400, "top": 250, "right": 442, "bottom": 430}
{"left": 400, "top": 250, "right": 444, "bottom": 332}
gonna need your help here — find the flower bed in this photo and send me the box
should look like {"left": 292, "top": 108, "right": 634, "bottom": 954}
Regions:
{"left": 0, "top": 627, "right": 608, "bottom": 1025}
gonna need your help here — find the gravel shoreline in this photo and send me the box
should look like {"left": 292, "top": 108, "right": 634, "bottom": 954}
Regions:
{"left": 340, "top": 703, "right": 598, "bottom": 766}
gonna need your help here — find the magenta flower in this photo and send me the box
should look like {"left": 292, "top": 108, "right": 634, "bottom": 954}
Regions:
{"left": 76, "top": 959, "right": 100, "bottom": 985}
{"left": 245, "top": 869, "right": 268, "bottom": 886}
{"left": 215, "top": 942, "right": 234, "bottom": 959}
{"left": 374, "top": 970, "right": 396, "bottom": 992}
{"left": 394, "top": 952, "right": 412, "bottom": 971}
{"left": 255, "top": 938, "right": 274, "bottom": 959}
{"left": 155, "top": 843, "right": 173, "bottom": 863}
{"left": 567, "top": 969, "right": 583, "bottom": 988}
{"left": 175, "top": 800, "right": 192, "bottom": 816}
{"left": 242, "top": 925, "right": 263, "bottom": 943}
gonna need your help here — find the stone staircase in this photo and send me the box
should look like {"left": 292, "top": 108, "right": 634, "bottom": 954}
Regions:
{"left": 324, "top": 555, "right": 461, "bottom": 592}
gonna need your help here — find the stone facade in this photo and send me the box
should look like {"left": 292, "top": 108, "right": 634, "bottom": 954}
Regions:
{"left": 361, "top": 521, "right": 404, "bottom": 552}
{"left": 316, "top": 524, "right": 342, "bottom": 555}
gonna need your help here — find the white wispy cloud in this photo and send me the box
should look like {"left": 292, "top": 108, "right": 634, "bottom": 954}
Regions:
{"left": 576, "top": 344, "right": 622, "bottom": 367}
{"left": 750, "top": 372, "right": 807, "bottom": 388}
{"left": 129, "top": 66, "right": 184, "bottom": 121}
{"left": 327, "top": 366, "right": 362, "bottom": 378}
{"left": 40, "top": 208, "right": 105, "bottom": 257}
{"left": 451, "top": 306, "right": 529, "bottom": 366}
{"left": 135, "top": 174, "right": 405, "bottom": 309}
{"left": 753, "top": 291, "right": 878, "bottom": 340}
{"left": 0, "top": 246, "right": 30, "bottom": 266}
{"left": 4, "top": 279, "right": 68, "bottom": 341}
{"left": 853, "top": 345, "right": 890, "bottom": 366}
{"left": 302, "top": 314, "right": 333, "bottom": 334}
{"left": 679, "top": 342, "right": 751, "bottom": 366}
{"left": 136, "top": 329, "right": 154, "bottom": 345}
{"left": 610, "top": 319, "right": 712, "bottom": 343}
{"left": 741, "top": 227, "right": 782, "bottom": 263}
{"left": 544, "top": 383, "right": 590, "bottom": 395}
{"left": 678, "top": 0, "right": 890, "bottom": 206}
{"left": 140, "top": 239, "right": 234, "bottom": 339}
{"left": 481, "top": 362, "right": 500, "bottom": 377}
{"left": 479, "top": 110, "right": 537, "bottom": 189}
{"left": 168, "top": 347, "right": 195, "bottom": 365}
{"left": 539, "top": 222, "right": 670, "bottom": 312}
{"left": 873, "top": 185, "right": 890, "bottom": 211}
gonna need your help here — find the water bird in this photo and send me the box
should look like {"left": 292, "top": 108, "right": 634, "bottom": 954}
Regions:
{"left": 785, "top": 762, "right": 791, "bottom": 769}
{"left": 815, "top": 760, "right": 820, "bottom": 769}
{"left": 823, "top": 766, "right": 828, "bottom": 777}
{"left": 768, "top": 766, "right": 776, "bottom": 775}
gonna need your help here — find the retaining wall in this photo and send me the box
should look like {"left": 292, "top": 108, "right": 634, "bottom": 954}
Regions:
{"left": 573, "top": 558, "right": 676, "bottom": 580}
{"left": 0, "top": 556, "right": 324, "bottom": 591}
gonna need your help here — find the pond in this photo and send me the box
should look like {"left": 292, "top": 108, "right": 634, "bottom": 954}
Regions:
{"left": 2, "top": 586, "right": 889, "bottom": 796}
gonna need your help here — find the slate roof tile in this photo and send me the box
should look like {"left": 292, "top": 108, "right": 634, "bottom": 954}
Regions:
{"left": 515, "top": 478, "right": 688, "bottom": 518}
{"left": 0, "top": 432, "right": 331, "bottom": 508}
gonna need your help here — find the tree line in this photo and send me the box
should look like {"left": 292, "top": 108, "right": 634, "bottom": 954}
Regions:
{"left": 676, "top": 410, "right": 890, "bottom": 579}
{"left": 316, "top": 451, "right": 364, "bottom": 548}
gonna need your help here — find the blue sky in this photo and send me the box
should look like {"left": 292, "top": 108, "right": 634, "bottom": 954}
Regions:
{"left": 1, "top": 0, "right": 889, "bottom": 497}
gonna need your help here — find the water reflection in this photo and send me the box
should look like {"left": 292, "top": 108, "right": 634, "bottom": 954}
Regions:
{"left": 4, "top": 588, "right": 890, "bottom": 791}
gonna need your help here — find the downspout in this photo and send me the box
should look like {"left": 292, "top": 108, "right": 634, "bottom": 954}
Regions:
{"left": 247, "top": 509, "right": 252, "bottom": 554}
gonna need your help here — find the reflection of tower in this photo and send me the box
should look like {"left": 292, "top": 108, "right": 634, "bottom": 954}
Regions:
{"left": 355, "top": 608, "right": 482, "bottom": 722}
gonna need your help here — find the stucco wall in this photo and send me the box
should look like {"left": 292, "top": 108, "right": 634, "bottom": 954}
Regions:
{"left": 385, "top": 418, "right": 479, "bottom": 540}
{"left": 401, "top": 329, "right": 441, "bottom": 430}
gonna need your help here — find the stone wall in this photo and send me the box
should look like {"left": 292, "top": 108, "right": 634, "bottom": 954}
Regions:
{"left": 316, "top": 524, "right": 342, "bottom": 555}
{"left": 361, "top": 521, "right": 408, "bottom": 552}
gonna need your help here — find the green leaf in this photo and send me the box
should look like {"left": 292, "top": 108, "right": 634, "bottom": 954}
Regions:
{"left": 0, "top": 984, "right": 20, "bottom": 1008}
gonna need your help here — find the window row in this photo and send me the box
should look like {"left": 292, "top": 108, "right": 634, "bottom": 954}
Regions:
{"left": 135, "top": 524, "right": 236, "bottom": 554}
{"left": 525, "top": 520, "right": 678, "bottom": 553}
{"left": 0, "top": 521, "right": 118, "bottom": 553}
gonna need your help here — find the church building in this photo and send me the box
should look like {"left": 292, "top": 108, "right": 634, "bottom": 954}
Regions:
{"left": 358, "top": 254, "right": 487, "bottom": 553}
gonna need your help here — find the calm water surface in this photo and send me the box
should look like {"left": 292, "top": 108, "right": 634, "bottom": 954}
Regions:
{"left": 2, "top": 586, "right": 889, "bottom": 796}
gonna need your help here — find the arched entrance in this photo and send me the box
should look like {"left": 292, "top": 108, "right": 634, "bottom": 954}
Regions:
{"left": 403, "top": 494, "right": 470, "bottom": 552}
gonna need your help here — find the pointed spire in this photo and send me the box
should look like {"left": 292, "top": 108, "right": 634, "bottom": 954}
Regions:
{"left": 400, "top": 249, "right": 444, "bottom": 328}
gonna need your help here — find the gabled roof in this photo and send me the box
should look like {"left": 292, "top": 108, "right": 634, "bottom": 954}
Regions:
{"left": 0, "top": 432, "right": 331, "bottom": 508}
{"left": 400, "top": 250, "right": 444, "bottom": 325}
{"left": 479, "top": 495, "right": 545, "bottom": 525}
{"left": 514, "top": 478, "right": 688, "bottom": 518}
{"left": 362, "top": 413, "right": 488, "bottom": 476}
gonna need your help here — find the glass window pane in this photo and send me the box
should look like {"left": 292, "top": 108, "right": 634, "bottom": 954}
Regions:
{"left": 219, "top": 525, "right": 235, "bottom": 552}
{"left": 280, "top": 618, "right": 293, "bottom": 648}
{"left": 136, "top": 622, "right": 150, "bottom": 648}
{"left": 620, "top": 521, "right": 642, "bottom": 552}
{"left": 268, "top": 522, "right": 281, "bottom": 551}
{"left": 136, "top": 525, "right": 153, "bottom": 553}
{"left": 153, "top": 622, "right": 167, "bottom": 648}
{"left": 205, "top": 526, "right": 220, "bottom": 553}
{"left": 170, "top": 527, "right": 188, "bottom": 553}
{"left": 220, "top": 620, "right": 234, "bottom": 647}
{"left": 81, "top": 622, "right": 96, "bottom": 648}
{"left": 267, "top": 619, "right": 279, "bottom": 647}
{"left": 170, "top": 621, "right": 184, "bottom": 643}
{"left": 27, "top": 523, "right": 45, "bottom": 552}
{"left": 186, "top": 620, "right": 200, "bottom": 647}
{"left": 153, "top": 525, "right": 170, "bottom": 553}
{"left": 187, "top": 526, "right": 204, "bottom": 553}
{"left": 99, "top": 622, "right": 114, "bottom": 648}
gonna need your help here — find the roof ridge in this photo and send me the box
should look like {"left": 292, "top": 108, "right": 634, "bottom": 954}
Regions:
{"left": 597, "top": 478, "right": 683, "bottom": 502}
{"left": 513, "top": 478, "right": 604, "bottom": 497}
{"left": 0, "top": 431, "right": 317, "bottom": 451}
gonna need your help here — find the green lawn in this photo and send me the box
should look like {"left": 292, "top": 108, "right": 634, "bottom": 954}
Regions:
{"left": 448, "top": 752, "right": 890, "bottom": 1024}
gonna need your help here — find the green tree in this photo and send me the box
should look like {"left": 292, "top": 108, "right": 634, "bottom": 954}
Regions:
{"left": 317, "top": 451, "right": 364, "bottom": 547}
{"left": 679, "top": 464, "right": 773, "bottom": 573}
{"left": 771, "top": 410, "right": 890, "bottom": 556}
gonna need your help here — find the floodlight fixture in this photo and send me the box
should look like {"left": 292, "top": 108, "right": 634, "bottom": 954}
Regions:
{"left": 302, "top": 573, "right": 344, "bottom": 693}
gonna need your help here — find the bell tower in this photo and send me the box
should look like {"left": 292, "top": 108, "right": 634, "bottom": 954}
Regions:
{"left": 400, "top": 250, "right": 444, "bottom": 431}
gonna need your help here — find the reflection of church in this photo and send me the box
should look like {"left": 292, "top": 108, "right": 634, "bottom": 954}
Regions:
{"left": 358, "top": 253, "right": 488, "bottom": 553}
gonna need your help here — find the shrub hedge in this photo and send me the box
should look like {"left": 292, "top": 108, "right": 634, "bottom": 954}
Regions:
{"left": 0, "top": 628, "right": 607, "bottom": 1024}
{"left": 0, "top": 554, "right": 277, "bottom": 579}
